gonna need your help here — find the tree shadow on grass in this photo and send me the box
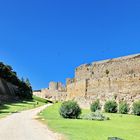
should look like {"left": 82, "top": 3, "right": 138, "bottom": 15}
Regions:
{"left": 0, "top": 98, "right": 35, "bottom": 114}
{"left": 0, "top": 104, "right": 9, "bottom": 110}
{"left": 1, "top": 98, "right": 34, "bottom": 105}
{"left": 0, "top": 104, "right": 11, "bottom": 114}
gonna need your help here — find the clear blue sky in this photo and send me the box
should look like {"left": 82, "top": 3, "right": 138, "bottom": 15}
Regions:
{"left": 1, "top": 0, "right": 140, "bottom": 89}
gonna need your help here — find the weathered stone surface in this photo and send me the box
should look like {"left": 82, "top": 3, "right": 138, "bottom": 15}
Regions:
{"left": 33, "top": 82, "right": 67, "bottom": 102}
{"left": 34, "top": 54, "right": 140, "bottom": 109}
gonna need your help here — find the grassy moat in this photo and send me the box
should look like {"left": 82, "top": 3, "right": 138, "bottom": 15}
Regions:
{"left": 39, "top": 103, "right": 140, "bottom": 140}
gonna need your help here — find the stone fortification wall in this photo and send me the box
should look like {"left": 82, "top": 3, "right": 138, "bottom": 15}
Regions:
{"left": 75, "top": 64, "right": 92, "bottom": 81}
{"left": 92, "top": 54, "right": 140, "bottom": 79}
{"left": 67, "top": 79, "right": 87, "bottom": 99}
{"left": 67, "top": 54, "right": 140, "bottom": 108}
{"left": 34, "top": 54, "right": 140, "bottom": 109}
{"left": 49, "top": 82, "right": 58, "bottom": 91}
{"left": 33, "top": 82, "right": 67, "bottom": 102}
{"left": 75, "top": 54, "right": 140, "bottom": 81}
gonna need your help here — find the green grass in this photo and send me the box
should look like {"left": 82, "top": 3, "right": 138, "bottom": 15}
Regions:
{"left": 33, "top": 95, "right": 48, "bottom": 103}
{"left": 0, "top": 99, "right": 45, "bottom": 118}
{"left": 39, "top": 103, "right": 140, "bottom": 140}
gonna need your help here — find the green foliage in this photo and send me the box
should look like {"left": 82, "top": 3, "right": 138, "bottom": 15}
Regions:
{"left": 104, "top": 100, "right": 118, "bottom": 113}
{"left": 40, "top": 103, "right": 140, "bottom": 140}
{"left": 25, "top": 78, "right": 31, "bottom": 87}
{"left": 81, "top": 110, "right": 109, "bottom": 121}
{"left": 90, "top": 100, "right": 101, "bottom": 112}
{"left": 106, "top": 69, "right": 110, "bottom": 75}
{"left": 0, "top": 62, "right": 33, "bottom": 100}
{"left": 133, "top": 101, "right": 140, "bottom": 116}
{"left": 119, "top": 102, "right": 129, "bottom": 114}
{"left": 108, "top": 137, "right": 124, "bottom": 140}
{"left": 0, "top": 62, "right": 19, "bottom": 86}
{"left": 18, "top": 80, "right": 33, "bottom": 99}
{"left": 59, "top": 100, "right": 81, "bottom": 119}
{"left": 33, "top": 95, "right": 48, "bottom": 103}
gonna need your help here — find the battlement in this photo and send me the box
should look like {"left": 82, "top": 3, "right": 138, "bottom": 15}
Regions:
{"left": 66, "top": 78, "right": 75, "bottom": 85}
{"left": 93, "top": 53, "right": 140, "bottom": 65}
{"left": 34, "top": 53, "right": 140, "bottom": 108}
{"left": 75, "top": 53, "right": 140, "bottom": 81}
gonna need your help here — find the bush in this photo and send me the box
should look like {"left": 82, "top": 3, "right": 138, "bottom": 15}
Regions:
{"left": 59, "top": 101, "right": 81, "bottom": 119}
{"left": 81, "top": 110, "right": 109, "bottom": 121}
{"left": 119, "top": 102, "right": 129, "bottom": 114}
{"left": 90, "top": 100, "right": 101, "bottom": 112}
{"left": 108, "top": 137, "right": 124, "bottom": 140}
{"left": 104, "top": 100, "right": 118, "bottom": 113}
{"left": 133, "top": 101, "right": 140, "bottom": 116}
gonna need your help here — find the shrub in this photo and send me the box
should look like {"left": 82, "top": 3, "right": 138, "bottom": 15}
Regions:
{"left": 119, "top": 102, "right": 129, "bottom": 114}
{"left": 81, "top": 110, "right": 109, "bottom": 121}
{"left": 104, "top": 100, "right": 118, "bottom": 113}
{"left": 59, "top": 100, "right": 81, "bottom": 119}
{"left": 108, "top": 137, "right": 124, "bottom": 140}
{"left": 133, "top": 101, "right": 140, "bottom": 116}
{"left": 90, "top": 100, "right": 101, "bottom": 112}
{"left": 106, "top": 69, "right": 110, "bottom": 75}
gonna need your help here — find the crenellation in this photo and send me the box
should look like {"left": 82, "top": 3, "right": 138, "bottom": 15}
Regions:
{"left": 66, "top": 78, "right": 75, "bottom": 85}
{"left": 33, "top": 53, "right": 140, "bottom": 109}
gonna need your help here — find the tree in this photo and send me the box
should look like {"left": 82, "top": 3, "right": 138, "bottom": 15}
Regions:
{"left": 25, "top": 78, "right": 31, "bottom": 87}
{"left": 0, "top": 62, "right": 33, "bottom": 100}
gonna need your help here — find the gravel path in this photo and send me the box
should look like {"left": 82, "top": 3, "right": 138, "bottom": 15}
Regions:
{"left": 0, "top": 104, "right": 60, "bottom": 140}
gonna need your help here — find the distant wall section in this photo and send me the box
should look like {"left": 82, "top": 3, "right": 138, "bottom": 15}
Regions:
{"left": 33, "top": 81, "right": 67, "bottom": 102}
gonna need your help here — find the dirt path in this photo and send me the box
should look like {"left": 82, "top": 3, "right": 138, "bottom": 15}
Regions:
{"left": 0, "top": 104, "right": 60, "bottom": 140}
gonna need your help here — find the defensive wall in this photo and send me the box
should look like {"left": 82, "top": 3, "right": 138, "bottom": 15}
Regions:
{"left": 34, "top": 54, "right": 140, "bottom": 108}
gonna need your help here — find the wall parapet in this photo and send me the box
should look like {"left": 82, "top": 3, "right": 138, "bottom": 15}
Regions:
{"left": 34, "top": 53, "right": 140, "bottom": 109}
